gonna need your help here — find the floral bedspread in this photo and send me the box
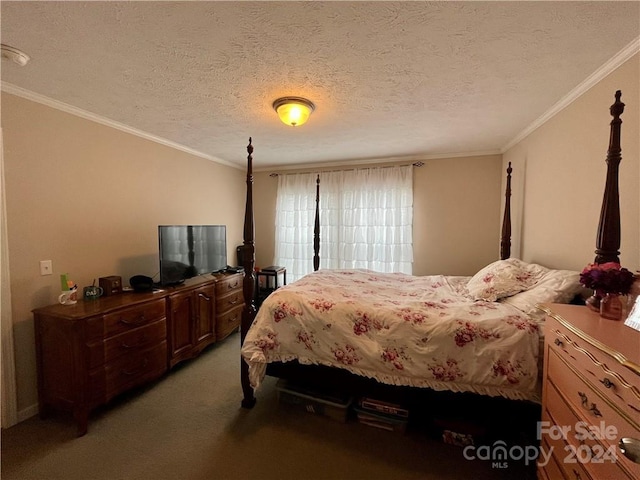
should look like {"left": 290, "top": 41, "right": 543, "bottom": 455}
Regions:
{"left": 241, "top": 269, "right": 542, "bottom": 402}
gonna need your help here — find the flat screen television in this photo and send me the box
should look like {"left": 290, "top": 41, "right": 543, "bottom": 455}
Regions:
{"left": 158, "top": 225, "right": 227, "bottom": 286}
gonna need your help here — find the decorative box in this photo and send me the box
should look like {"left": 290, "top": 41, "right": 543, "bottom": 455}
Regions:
{"left": 99, "top": 275, "right": 122, "bottom": 296}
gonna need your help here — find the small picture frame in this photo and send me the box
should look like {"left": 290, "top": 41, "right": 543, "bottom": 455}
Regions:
{"left": 624, "top": 295, "right": 640, "bottom": 332}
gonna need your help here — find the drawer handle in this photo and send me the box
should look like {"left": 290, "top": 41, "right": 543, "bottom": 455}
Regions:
{"left": 554, "top": 338, "right": 563, "bottom": 347}
{"left": 120, "top": 315, "right": 146, "bottom": 326}
{"left": 599, "top": 378, "right": 614, "bottom": 389}
{"left": 589, "top": 404, "right": 603, "bottom": 417}
{"left": 578, "top": 391, "right": 603, "bottom": 417}
{"left": 121, "top": 335, "right": 148, "bottom": 349}
{"left": 579, "top": 391, "right": 588, "bottom": 406}
{"left": 198, "top": 293, "right": 211, "bottom": 301}
{"left": 619, "top": 437, "right": 640, "bottom": 464}
{"left": 228, "top": 299, "right": 238, "bottom": 305}
{"left": 121, "top": 358, "right": 149, "bottom": 376}
{"left": 228, "top": 282, "right": 238, "bottom": 289}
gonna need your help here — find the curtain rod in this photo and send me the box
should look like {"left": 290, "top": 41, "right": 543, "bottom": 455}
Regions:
{"left": 269, "top": 161, "right": 424, "bottom": 177}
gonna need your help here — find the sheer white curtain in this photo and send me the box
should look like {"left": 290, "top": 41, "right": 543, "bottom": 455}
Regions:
{"left": 1, "top": 127, "right": 18, "bottom": 427}
{"left": 274, "top": 173, "right": 319, "bottom": 281}
{"left": 275, "top": 166, "right": 413, "bottom": 282}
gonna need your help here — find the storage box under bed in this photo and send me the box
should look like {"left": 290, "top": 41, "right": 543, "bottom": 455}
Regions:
{"left": 276, "top": 379, "right": 352, "bottom": 423}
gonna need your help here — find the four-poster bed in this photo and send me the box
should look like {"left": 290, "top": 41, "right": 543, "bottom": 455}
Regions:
{"left": 239, "top": 90, "right": 626, "bottom": 411}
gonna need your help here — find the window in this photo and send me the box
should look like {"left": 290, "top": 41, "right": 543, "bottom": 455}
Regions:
{"left": 274, "top": 166, "right": 413, "bottom": 282}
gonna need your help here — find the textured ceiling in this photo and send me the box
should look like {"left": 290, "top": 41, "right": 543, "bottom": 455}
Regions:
{"left": 1, "top": 1, "right": 639, "bottom": 169}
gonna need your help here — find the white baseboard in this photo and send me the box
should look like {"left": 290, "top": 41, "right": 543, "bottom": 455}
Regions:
{"left": 17, "top": 403, "right": 38, "bottom": 423}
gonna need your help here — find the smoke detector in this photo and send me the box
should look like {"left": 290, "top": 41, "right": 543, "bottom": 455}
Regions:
{"left": 1, "top": 44, "right": 30, "bottom": 66}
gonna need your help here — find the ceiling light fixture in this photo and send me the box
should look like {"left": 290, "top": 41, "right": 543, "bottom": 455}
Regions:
{"left": 272, "top": 97, "right": 315, "bottom": 127}
{"left": 1, "top": 44, "right": 30, "bottom": 66}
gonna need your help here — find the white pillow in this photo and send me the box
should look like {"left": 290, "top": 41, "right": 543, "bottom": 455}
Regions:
{"left": 500, "top": 269, "right": 582, "bottom": 314}
{"left": 511, "top": 258, "right": 551, "bottom": 279}
{"left": 466, "top": 258, "right": 539, "bottom": 302}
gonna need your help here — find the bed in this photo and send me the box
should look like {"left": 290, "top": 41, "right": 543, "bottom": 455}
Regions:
{"left": 238, "top": 90, "right": 626, "bottom": 410}
{"left": 242, "top": 264, "right": 580, "bottom": 402}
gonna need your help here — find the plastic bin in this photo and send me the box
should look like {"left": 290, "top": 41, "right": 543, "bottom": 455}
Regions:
{"left": 276, "top": 379, "right": 352, "bottom": 423}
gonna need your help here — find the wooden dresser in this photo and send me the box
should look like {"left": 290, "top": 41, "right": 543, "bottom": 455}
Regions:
{"left": 33, "top": 273, "right": 244, "bottom": 436}
{"left": 538, "top": 304, "right": 640, "bottom": 480}
{"left": 214, "top": 272, "right": 244, "bottom": 341}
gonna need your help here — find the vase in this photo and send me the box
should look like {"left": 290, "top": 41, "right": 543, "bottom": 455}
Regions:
{"left": 585, "top": 290, "right": 603, "bottom": 312}
{"left": 626, "top": 275, "right": 640, "bottom": 314}
{"left": 600, "top": 293, "right": 624, "bottom": 320}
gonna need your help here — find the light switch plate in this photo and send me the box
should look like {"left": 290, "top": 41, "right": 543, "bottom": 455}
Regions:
{"left": 40, "top": 260, "right": 52, "bottom": 276}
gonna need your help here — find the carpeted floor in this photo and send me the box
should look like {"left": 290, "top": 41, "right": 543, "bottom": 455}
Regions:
{"left": 1, "top": 333, "right": 537, "bottom": 480}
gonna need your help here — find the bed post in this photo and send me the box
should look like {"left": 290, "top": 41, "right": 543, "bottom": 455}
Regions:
{"left": 313, "top": 174, "right": 320, "bottom": 271}
{"left": 240, "top": 137, "right": 257, "bottom": 409}
{"left": 594, "top": 90, "right": 624, "bottom": 264}
{"left": 500, "top": 162, "right": 512, "bottom": 260}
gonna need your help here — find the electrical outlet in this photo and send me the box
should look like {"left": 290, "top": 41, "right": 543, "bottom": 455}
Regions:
{"left": 40, "top": 260, "right": 52, "bottom": 276}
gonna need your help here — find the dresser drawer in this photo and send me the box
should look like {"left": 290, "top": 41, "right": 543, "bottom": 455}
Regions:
{"left": 547, "top": 323, "right": 640, "bottom": 423}
{"left": 216, "top": 304, "right": 242, "bottom": 340}
{"left": 103, "top": 299, "right": 166, "bottom": 337}
{"left": 547, "top": 349, "right": 640, "bottom": 478}
{"left": 86, "top": 319, "right": 166, "bottom": 369}
{"left": 215, "top": 274, "right": 242, "bottom": 295}
{"left": 542, "top": 411, "right": 594, "bottom": 480}
{"left": 216, "top": 289, "right": 244, "bottom": 314}
{"left": 544, "top": 381, "right": 632, "bottom": 479}
{"left": 538, "top": 436, "right": 567, "bottom": 480}
{"left": 89, "top": 341, "right": 167, "bottom": 402}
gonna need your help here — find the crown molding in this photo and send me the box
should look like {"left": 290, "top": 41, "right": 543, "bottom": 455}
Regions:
{"left": 254, "top": 149, "right": 501, "bottom": 173}
{"left": 0, "top": 82, "right": 242, "bottom": 170}
{"left": 502, "top": 35, "right": 640, "bottom": 153}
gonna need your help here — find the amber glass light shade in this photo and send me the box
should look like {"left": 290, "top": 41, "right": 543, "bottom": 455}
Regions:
{"left": 272, "top": 97, "right": 315, "bottom": 127}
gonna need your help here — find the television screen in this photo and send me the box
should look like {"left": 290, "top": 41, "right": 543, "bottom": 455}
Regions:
{"left": 159, "top": 225, "right": 227, "bottom": 285}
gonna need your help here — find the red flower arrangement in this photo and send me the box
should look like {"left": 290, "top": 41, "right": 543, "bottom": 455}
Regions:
{"left": 579, "top": 262, "right": 635, "bottom": 295}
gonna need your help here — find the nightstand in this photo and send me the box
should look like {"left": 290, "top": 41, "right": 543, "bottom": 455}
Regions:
{"left": 255, "top": 266, "right": 286, "bottom": 307}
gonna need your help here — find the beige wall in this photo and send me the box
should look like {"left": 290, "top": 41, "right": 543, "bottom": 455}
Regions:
{"left": 504, "top": 54, "right": 639, "bottom": 272}
{"left": 2, "top": 93, "right": 246, "bottom": 414}
{"left": 413, "top": 155, "right": 503, "bottom": 275}
{"left": 253, "top": 154, "right": 504, "bottom": 278}
{"left": 6, "top": 54, "right": 636, "bottom": 421}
